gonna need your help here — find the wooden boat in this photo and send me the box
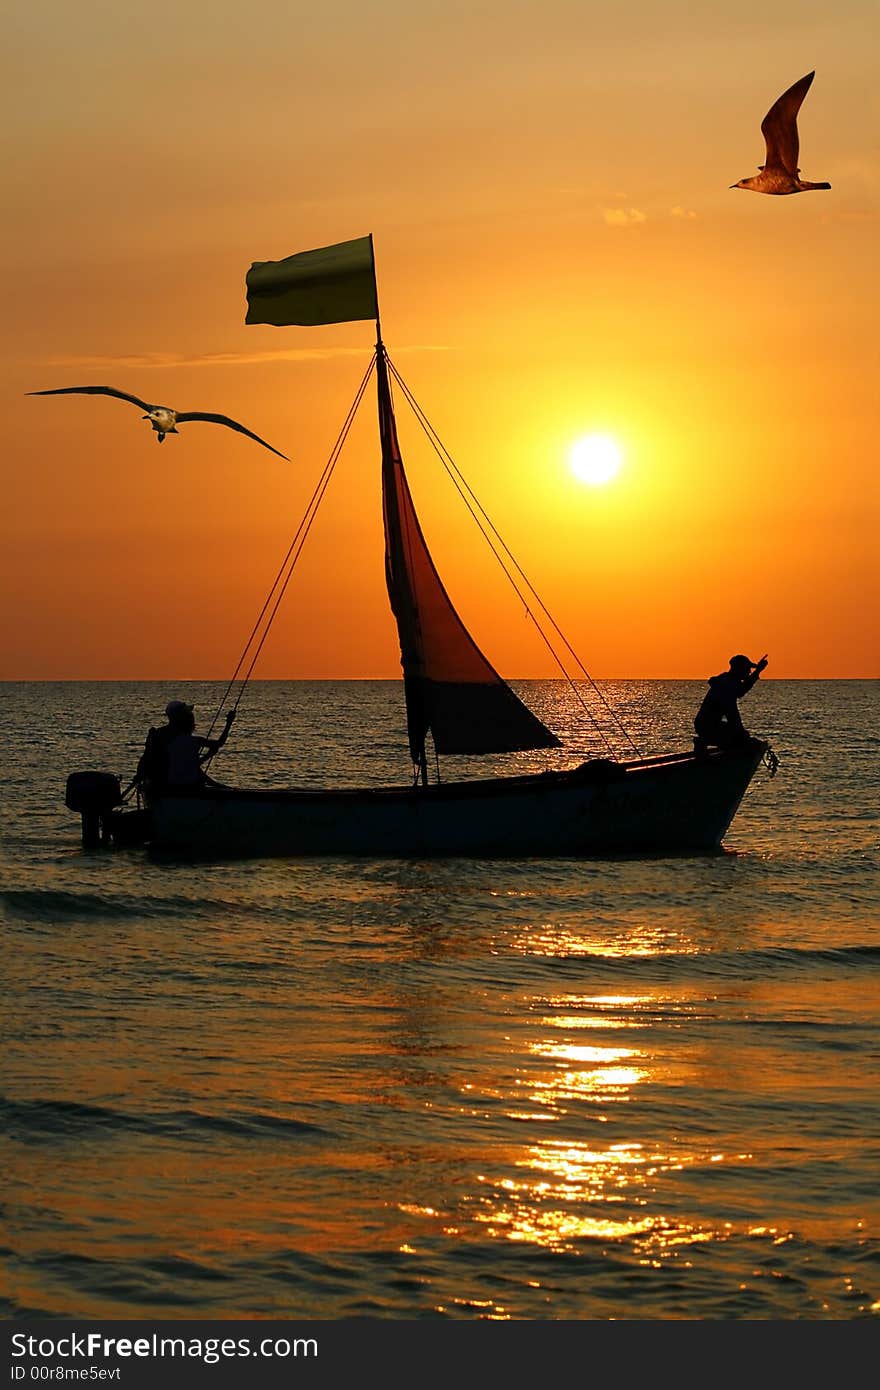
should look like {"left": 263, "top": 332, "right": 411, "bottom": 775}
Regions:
{"left": 144, "top": 745, "right": 768, "bottom": 858}
{"left": 65, "top": 236, "right": 775, "bottom": 857}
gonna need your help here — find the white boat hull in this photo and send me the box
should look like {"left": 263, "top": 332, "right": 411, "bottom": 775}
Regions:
{"left": 140, "top": 743, "right": 767, "bottom": 858}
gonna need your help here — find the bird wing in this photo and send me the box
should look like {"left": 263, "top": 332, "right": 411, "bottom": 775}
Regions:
{"left": 761, "top": 71, "right": 815, "bottom": 176}
{"left": 174, "top": 412, "right": 289, "bottom": 460}
{"left": 26, "top": 385, "right": 155, "bottom": 411}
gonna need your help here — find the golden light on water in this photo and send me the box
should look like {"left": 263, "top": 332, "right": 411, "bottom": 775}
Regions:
{"left": 428, "top": 989, "right": 765, "bottom": 1260}
{"left": 526, "top": 1065, "right": 648, "bottom": 1101}
{"left": 517, "top": 925, "right": 700, "bottom": 959}
{"left": 569, "top": 433, "right": 623, "bottom": 486}
{"left": 532, "top": 1042, "right": 640, "bottom": 1065}
{"left": 464, "top": 1143, "right": 747, "bottom": 1253}
{"left": 526, "top": 1038, "right": 647, "bottom": 1098}
{"left": 473, "top": 1203, "right": 655, "bottom": 1247}
{"left": 542, "top": 1013, "right": 641, "bottom": 1031}
{"left": 382, "top": 983, "right": 824, "bottom": 1291}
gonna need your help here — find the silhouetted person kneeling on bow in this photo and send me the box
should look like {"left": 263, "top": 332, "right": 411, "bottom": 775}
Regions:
{"left": 694, "top": 653, "right": 768, "bottom": 755}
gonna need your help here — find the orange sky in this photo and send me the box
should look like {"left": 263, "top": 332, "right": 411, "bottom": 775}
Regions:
{"left": 2, "top": 0, "right": 878, "bottom": 678}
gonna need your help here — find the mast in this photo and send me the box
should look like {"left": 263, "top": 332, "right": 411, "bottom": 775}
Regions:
{"left": 377, "top": 344, "right": 431, "bottom": 785}
{"left": 370, "top": 233, "right": 383, "bottom": 348}
{"left": 244, "top": 232, "right": 559, "bottom": 785}
{"left": 370, "top": 234, "right": 426, "bottom": 783}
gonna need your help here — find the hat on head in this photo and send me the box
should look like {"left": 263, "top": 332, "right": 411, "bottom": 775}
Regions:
{"left": 729, "top": 654, "right": 754, "bottom": 671}
{"left": 165, "top": 699, "right": 193, "bottom": 718}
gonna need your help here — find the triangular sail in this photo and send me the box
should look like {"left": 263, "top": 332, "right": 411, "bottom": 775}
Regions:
{"left": 378, "top": 347, "right": 560, "bottom": 762}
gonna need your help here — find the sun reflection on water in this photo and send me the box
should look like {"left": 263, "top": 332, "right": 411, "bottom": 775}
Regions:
{"left": 527, "top": 1067, "right": 647, "bottom": 1101}
{"left": 393, "top": 986, "right": 794, "bottom": 1273}
{"left": 523, "top": 1035, "right": 649, "bottom": 1104}
{"left": 536, "top": 993, "right": 659, "bottom": 1031}
{"left": 459, "top": 1140, "right": 751, "bottom": 1255}
{"left": 542, "top": 1013, "right": 641, "bottom": 1030}
{"left": 517, "top": 924, "right": 703, "bottom": 959}
{"left": 444, "top": 988, "right": 758, "bottom": 1259}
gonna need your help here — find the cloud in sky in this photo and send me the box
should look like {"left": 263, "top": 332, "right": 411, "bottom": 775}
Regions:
{"left": 601, "top": 207, "right": 647, "bottom": 227}
{"left": 38, "top": 346, "right": 448, "bottom": 370}
{"left": 601, "top": 205, "right": 700, "bottom": 226}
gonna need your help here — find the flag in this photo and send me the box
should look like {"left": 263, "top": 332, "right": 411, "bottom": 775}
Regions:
{"left": 245, "top": 235, "right": 378, "bottom": 327}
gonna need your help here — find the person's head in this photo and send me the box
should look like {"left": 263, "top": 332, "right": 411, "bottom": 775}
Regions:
{"left": 728, "top": 654, "right": 754, "bottom": 675}
{"left": 165, "top": 699, "right": 195, "bottom": 732}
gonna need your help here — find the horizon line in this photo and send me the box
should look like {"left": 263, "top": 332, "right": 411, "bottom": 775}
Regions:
{"left": 1, "top": 675, "right": 877, "bottom": 684}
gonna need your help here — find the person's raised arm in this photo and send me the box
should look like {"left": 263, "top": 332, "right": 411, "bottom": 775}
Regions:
{"left": 200, "top": 709, "right": 236, "bottom": 758}
{"left": 742, "top": 655, "right": 768, "bottom": 695}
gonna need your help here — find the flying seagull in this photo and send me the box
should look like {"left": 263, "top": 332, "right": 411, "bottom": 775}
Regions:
{"left": 731, "top": 71, "right": 831, "bottom": 195}
{"left": 27, "top": 385, "right": 289, "bottom": 459}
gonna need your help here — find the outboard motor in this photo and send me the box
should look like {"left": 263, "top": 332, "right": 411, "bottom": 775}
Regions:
{"left": 65, "top": 771, "right": 122, "bottom": 848}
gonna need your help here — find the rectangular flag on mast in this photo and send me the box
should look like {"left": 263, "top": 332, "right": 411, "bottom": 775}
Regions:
{"left": 245, "top": 235, "right": 378, "bottom": 326}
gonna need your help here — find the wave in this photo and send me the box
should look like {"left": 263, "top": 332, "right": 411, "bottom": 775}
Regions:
{"left": 0, "top": 889, "right": 150, "bottom": 922}
{"left": 0, "top": 887, "right": 272, "bottom": 925}
{"left": 0, "top": 1095, "right": 328, "bottom": 1145}
{"left": 513, "top": 941, "right": 880, "bottom": 981}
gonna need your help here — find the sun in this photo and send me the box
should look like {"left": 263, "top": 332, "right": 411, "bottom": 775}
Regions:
{"left": 569, "top": 434, "right": 623, "bottom": 486}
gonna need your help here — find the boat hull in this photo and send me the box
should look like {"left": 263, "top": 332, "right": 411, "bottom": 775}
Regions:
{"left": 141, "top": 742, "right": 767, "bottom": 859}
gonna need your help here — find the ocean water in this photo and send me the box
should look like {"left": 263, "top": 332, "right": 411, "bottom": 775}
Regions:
{"left": 1, "top": 678, "right": 878, "bottom": 1320}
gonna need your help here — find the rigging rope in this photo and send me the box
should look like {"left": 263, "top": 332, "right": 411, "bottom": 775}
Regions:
{"left": 385, "top": 354, "right": 641, "bottom": 759}
{"left": 203, "top": 352, "right": 377, "bottom": 757}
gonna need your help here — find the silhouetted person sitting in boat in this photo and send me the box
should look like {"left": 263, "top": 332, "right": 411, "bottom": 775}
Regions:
{"left": 137, "top": 700, "right": 235, "bottom": 795}
{"left": 694, "top": 654, "right": 768, "bottom": 755}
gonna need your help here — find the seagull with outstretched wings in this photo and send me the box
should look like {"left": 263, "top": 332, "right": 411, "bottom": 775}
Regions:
{"left": 731, "top": 71, "right": 831, "bottom": 195}
{"left": 27, "top": 385, "right": 289, "bottom": 459}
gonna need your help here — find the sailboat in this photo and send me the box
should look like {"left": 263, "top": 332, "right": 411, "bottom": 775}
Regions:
{"left": 65, "top": 236, "right": 775, "bottom": 857}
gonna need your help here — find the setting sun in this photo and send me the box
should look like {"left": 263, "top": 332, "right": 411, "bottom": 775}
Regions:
{"left": 569, "top": 434, "right": 623, "bottom": 486}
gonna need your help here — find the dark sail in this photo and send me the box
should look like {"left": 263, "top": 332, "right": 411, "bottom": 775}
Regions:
{"left": 378, "top": 347, "right": 560, "bottom": 762}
